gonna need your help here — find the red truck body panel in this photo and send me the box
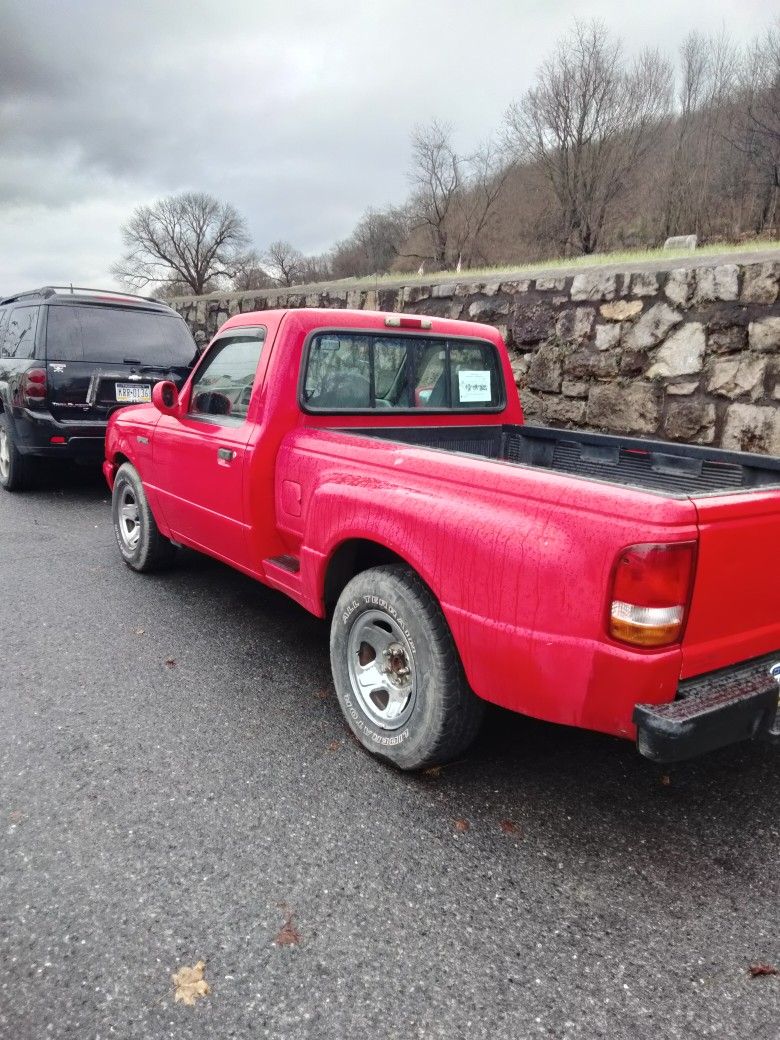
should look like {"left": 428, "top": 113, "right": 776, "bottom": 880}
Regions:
{"left": 682, "top": 491, "right": 780, "bottom": 676}
{"left": 104, "top": 308, "right": 780, "bottom": 749}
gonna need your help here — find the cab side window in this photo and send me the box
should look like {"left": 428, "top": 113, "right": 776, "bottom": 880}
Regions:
{"left": 1, "top": 305, "right": 39, "bottom": 360}
{"left": 189, "top": 330, "right": 266, "bottom": 422}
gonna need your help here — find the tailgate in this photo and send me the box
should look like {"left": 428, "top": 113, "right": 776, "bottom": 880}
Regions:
{"left": 46, "top": 361, "right": 184, "bottom": 422}
{"left": 682, "top": 489, "right": 780, "bottom": 677}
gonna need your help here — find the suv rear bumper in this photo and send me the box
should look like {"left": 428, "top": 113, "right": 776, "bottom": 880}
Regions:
{"left": 13, "top": 410, "right": 107, "bottom": 460}
{"left": 634, "top": 652, "right": 780, "bottom": 762}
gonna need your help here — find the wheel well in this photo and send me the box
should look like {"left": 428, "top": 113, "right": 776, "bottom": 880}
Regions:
{"left": 114, "top": 452, "right": 130, "bottom": 467}
{"left": 324, "top": 539, "right": 408, "bottom": 611}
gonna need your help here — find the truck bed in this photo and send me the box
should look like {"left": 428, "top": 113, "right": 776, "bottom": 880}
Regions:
{"left": 345, "top": 423, "right": 780, "bottom": 498}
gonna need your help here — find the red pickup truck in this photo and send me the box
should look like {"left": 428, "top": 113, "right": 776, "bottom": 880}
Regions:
{"left": 103, "top": 308, "right": 780, "bottom": 770}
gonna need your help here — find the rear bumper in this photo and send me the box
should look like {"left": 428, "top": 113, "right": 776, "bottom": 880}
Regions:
{"left": 13, "top": 409, "right": 107, "bottom": 459}
{"left": 634, "top": 652, "right": 780, "bottom": 762}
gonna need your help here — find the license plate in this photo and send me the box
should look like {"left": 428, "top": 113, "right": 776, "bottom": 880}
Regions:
{"left": 115, "top": 383, "right": 152, "bottom": 403}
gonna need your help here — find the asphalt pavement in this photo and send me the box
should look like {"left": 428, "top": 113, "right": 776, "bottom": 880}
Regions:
{"left": 1, "top": 463, "right": 778, "bottom": 1039}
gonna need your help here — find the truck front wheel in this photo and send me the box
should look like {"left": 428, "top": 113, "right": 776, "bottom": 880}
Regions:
{"left": 330, "top": 564, "right": 485, "bottom": 770}
{"left": 112, "top": 462, "right": 176, "bottom": 573}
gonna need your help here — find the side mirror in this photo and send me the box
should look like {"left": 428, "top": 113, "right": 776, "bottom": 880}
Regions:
{"left": 152, "top": 380, "right": 180, "bottom": 415}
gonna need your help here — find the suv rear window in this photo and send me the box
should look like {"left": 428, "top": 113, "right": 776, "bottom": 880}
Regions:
{"left": 302, "top": 332, "right": 503, "bottom": 412}
{"left": 45, "top": 304, "right": 197, "bottom": 366}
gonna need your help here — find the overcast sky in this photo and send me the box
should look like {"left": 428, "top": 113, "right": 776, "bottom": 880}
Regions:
{"left": 0, "top": 0, "right": 774, "bottom": 292}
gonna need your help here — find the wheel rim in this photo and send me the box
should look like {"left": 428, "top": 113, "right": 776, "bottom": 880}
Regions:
{"left": 347, "top": 609, "right": 417, "bottom": 729}
{"left": 0, "top": 427, "right": 10, "bottom": 483}
{"left": 117, "top": 484, "right": 141, "bottom": 551}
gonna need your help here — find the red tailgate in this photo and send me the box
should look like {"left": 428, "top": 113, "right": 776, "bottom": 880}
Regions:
{"left": 682, "top": 489, "right": 780, "bottom": 677}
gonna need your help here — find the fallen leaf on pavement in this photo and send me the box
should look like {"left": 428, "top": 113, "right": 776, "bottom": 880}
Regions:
{"left": 275, "top": 911, "right": 301, "bottom": 947}
{"left": 660, "top": 774, "right": 671, "bottom": 786}
{"left": 423, "top": 766, "right": 443, "bottom": 778}
{"left": 172, "top": 960, "right": 210, "bottom": 1005}
{"left": 499, "top": 820, "right": 521, "bottom": 835}
{"left": 327, "top": 740, "right": 341, "bottom": 752}
{"left": 454, "top": 818, "right": 470, "bottom": 832}
{"left": 749, "top": 963, "right": 779, "bottom": 977}
{"left": 134, "top": 628, "right": 145, "bottom": 636}
{"left": 164, "top": 659, "right": 177, "bottom": 669}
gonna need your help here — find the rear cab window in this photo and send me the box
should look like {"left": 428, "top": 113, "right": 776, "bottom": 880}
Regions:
{"left": 45, "top": 303, "right": 197, "bottom": 366}
{"left": 301, "top": 331, "right": 504, "bottom": 412}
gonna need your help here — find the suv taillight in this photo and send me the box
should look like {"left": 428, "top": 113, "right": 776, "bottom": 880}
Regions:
{"left": 23, "top": 368, "right": 47, "bottom": 407}
{"left": 608, "top": 542, "right": 697, "bottom": 648}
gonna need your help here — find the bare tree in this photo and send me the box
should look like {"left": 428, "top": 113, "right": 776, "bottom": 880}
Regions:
{"left": 112, "top": 192, "right": 250, "bottom": 295}
{"left": 453, "top": 142, "right": 511, "bottom": 267}
{"left": 505, "top": 21, "right": 672, "bottom": 255}
{"left": 231, "top": 250, "right": 274, "bottom": 291}
{"left": 330, "top": 205, "right": 412, "bottom": 278}
{"left": 408, "top": 120, "right": 462, "bottom": 266}
{"left": 662, "top": 31, "right": 711, "bottom": 237}
{"left": 353, "top": 206, "right": 412, "bottom": 273}
{"left": 740, "top": 20, "right": 780, "bottom": 230}
{"left": 263, "top": 240, "right": 306, "bottom": 286}
{"left": 297, "top": 253, "right": 332, "bottom": 284}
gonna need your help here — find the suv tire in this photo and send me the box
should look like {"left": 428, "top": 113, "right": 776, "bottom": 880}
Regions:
{"left": 0, "top": 413, "right": 29, "bottom": 492}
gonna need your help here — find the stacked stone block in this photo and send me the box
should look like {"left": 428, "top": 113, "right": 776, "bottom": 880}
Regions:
{"left": 170, "top": 257, "right": 780, "bottom": 455}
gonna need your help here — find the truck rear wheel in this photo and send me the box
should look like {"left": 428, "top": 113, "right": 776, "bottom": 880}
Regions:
{"left": 330, "top": 564, "right": 485, "bottom": 770}
{"left": 0, "top": 414, "right": 28, "bottom": 492}
{"left": 112, "top": 462, "right": 176, "bottom": 572}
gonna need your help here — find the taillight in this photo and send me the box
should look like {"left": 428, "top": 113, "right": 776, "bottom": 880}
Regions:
{"left": 608, "top": 542, "right": 697, "bottom": 648}
{"left": 23, "top": 368, "right": 47, "bottom": 407}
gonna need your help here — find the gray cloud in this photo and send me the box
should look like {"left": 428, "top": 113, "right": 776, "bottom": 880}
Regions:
{"left": 0, "top": 0, "right": 774, "bottom": 289}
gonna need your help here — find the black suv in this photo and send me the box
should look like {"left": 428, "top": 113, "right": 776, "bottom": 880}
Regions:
{"left": 0, "top": 287, "right": 197, "bottom": 490}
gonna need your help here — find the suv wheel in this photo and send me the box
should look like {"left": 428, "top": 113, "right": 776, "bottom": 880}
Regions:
{"left": 0, "top": 414, "right": 28, "bottom": 492}
{"left": 112, "top": 462, "right": 176, "bottom": 572}
{"left": 330, "top": 564, "right": 485, "bottom": 770}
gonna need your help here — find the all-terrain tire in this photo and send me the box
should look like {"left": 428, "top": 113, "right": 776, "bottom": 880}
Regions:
{"left": 330, "top": 564, "right": 485, "bottom": 770}
{"left": 112, "top": 462, "right": 176, "bottom": 573}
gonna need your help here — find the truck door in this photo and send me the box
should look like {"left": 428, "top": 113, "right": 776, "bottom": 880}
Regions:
{"left": 152, "top": 328, "right": 266, "bottom": 571}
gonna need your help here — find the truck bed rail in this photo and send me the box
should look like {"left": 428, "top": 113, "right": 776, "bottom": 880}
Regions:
{"left": 344, "top": 424, "right": 780, "bottom": 498}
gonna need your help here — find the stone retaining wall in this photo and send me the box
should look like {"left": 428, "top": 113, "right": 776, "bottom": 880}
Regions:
{"left": 170, "top": 255, "right": 780, "bottom": 455}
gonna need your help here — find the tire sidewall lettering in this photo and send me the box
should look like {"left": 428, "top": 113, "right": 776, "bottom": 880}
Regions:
{"left": 341, "top": 593, "right": 416, "bottom": 655}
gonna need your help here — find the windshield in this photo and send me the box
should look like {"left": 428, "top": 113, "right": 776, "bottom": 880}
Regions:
{"left": 45, "top": 304, "right": 197, "bottom": 366}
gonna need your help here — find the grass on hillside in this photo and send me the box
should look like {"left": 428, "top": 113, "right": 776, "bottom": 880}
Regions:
{"left": 173, "top": 238, "right": 780, "bottom": 301}
{"left": 346, "top": 238, "right": 780, "bottom": 288}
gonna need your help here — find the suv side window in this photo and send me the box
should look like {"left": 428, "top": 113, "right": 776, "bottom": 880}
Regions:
{"left": 0, "top": 307, "right": 9, "bottom": 352}
{"left": 189, "top": 329, "right": 266, "bottom": 423}
{"left": 1, "top": 305, "right": 39, "bottom": 360}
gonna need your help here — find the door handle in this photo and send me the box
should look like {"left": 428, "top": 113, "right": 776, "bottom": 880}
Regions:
{"left": 217, "top": 448, "right": 236, "bottom": 462}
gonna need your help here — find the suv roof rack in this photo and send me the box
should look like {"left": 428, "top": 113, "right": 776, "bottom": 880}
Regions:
{"left": 0, "top": 286, "right": 163, "bottom": 306}
{"left": 43, "top": 286, "right": 157, "bottom": 302}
